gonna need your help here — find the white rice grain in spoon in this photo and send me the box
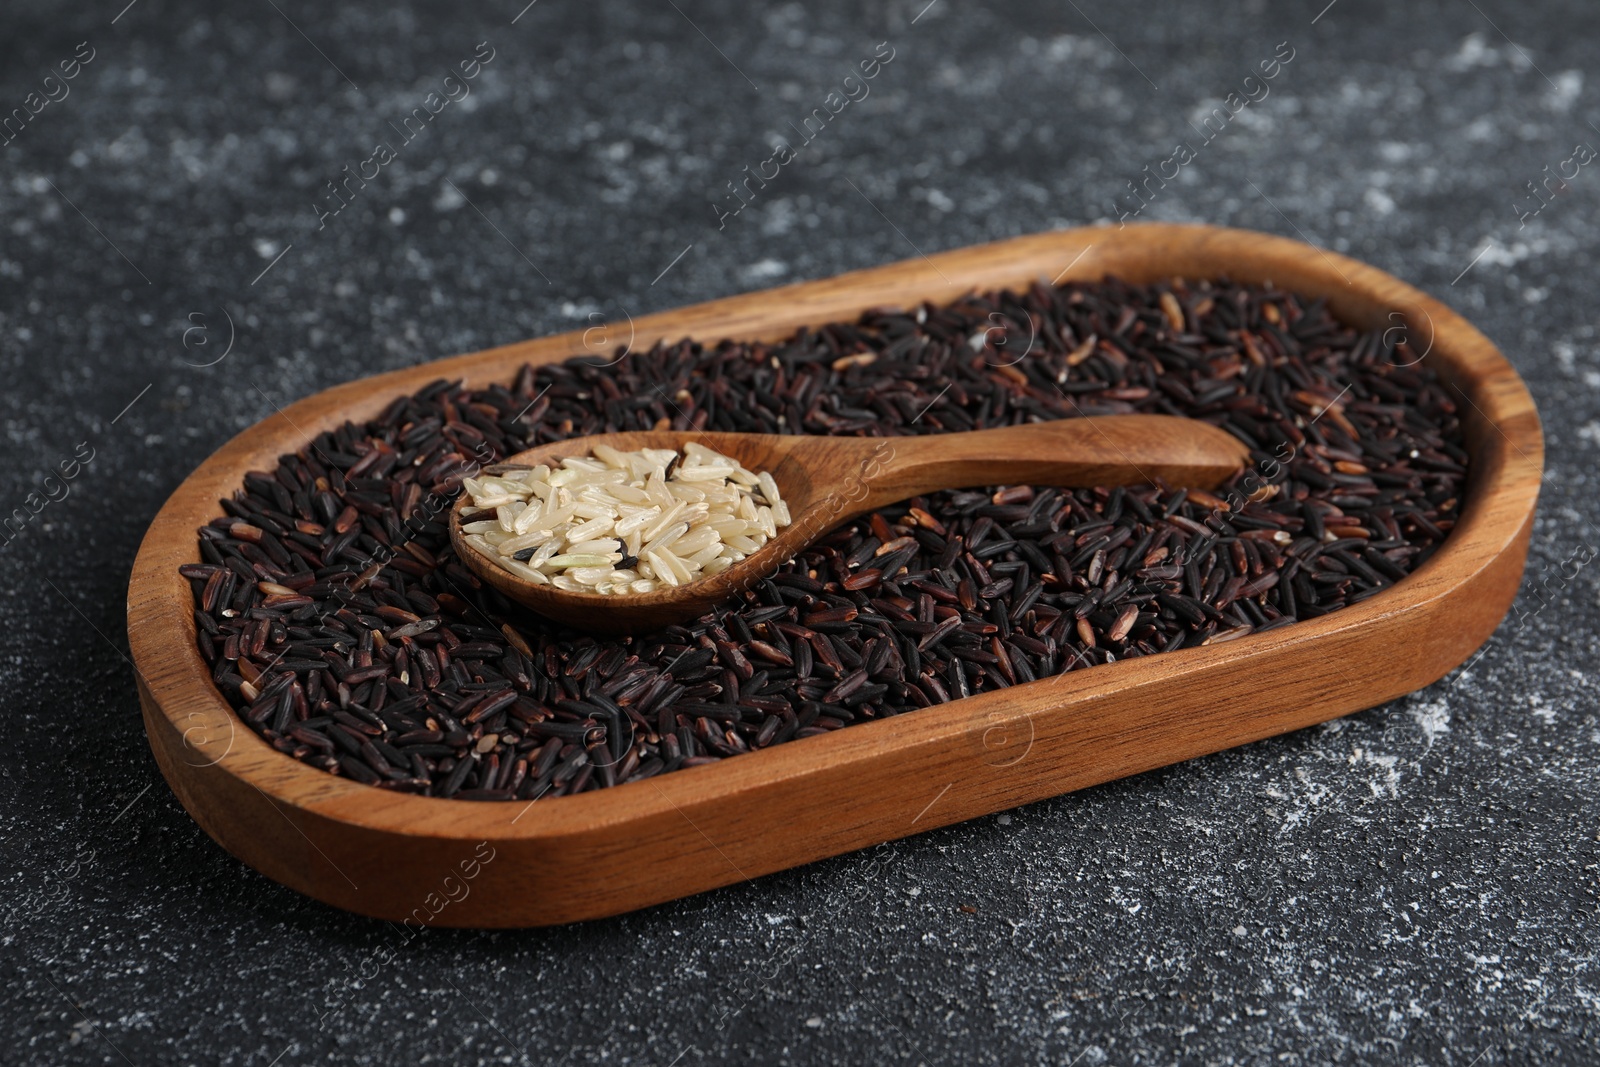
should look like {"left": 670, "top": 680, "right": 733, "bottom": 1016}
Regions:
{"left": 461, "top": 444, "right": 791, "bottom": 595}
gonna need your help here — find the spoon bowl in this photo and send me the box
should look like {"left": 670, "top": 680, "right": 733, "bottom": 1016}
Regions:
{"left": 450, "top": 415, "right": 1251, "bottom": 633}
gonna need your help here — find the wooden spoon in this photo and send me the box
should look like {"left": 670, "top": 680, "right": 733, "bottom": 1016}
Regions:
{"left": 450, "top": 414, "right": 1249, "bottom": 634}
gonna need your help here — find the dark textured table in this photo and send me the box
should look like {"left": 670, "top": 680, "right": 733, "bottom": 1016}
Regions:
{"left": 4, "top": 1, "right": 1598, "bottom": 1063}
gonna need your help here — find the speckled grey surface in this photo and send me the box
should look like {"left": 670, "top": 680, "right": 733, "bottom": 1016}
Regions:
{"left": 3, "top": 0, "right": 1598, "bottom": 1063}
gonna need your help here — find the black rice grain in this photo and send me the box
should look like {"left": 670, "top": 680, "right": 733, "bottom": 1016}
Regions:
{"left": 187, "top": 276, "right": 1464, "bottom": 799}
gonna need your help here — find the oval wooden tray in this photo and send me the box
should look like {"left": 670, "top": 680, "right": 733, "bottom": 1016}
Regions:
{"left": 128, "top": 224, "right": 1542, "bottom": 927}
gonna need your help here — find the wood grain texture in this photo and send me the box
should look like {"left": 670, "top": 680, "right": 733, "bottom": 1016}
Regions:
{"left": 127, "top": 224, "right": 1542, "bottom": 927}
{"left": 450, "top": 416, "right": 1253, "bottom": 634}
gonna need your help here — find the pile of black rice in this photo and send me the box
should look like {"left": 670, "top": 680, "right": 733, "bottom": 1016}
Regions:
{"left": 182, "top": 277, "right": 1465, "bottom": 800}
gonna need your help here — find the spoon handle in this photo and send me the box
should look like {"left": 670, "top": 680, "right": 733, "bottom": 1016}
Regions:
{"left": 853, "top": 415, "right": 1248, "bottom": 510}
